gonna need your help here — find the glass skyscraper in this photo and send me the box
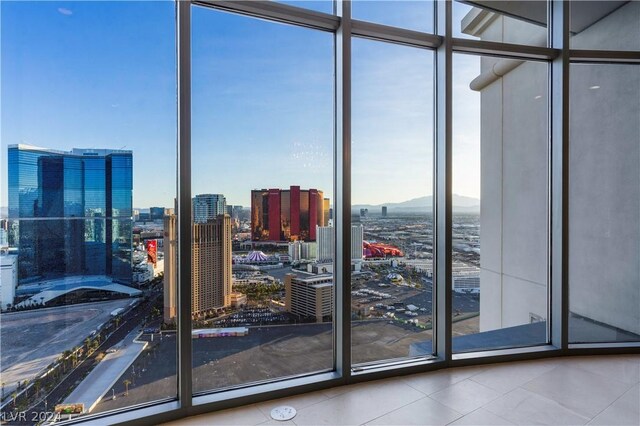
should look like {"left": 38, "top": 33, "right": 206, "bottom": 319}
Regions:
{"left": 7, "top": 144, "right": 133, "bottom": 284}
{"left": 192, "top": 193, "right": 226, "bottom": 223}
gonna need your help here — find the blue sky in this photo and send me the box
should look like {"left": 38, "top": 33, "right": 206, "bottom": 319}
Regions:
{"left": 1, "top": 1, "right": 177, "bottom": 208}
{"left": 1, "top": 1, "right": 481, "bottom": 210}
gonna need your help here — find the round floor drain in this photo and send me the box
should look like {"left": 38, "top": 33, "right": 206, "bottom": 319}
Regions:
{"left": 270, "top": 405, "right": 297, "bottom": 421}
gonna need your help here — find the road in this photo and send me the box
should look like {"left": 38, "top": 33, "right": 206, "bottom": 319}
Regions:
{"left": 63, "top": 329, "right": 146, "bottom": 413}
{"left": 0, "top": 300, "right": 132, "bottom": 399}
{"left": 3, "top": 292, "right": 160, "bottom": 426}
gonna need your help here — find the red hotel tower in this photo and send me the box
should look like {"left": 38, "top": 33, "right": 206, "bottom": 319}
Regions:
{"left": 251, "top": 186, "right": 329, "bottom": 242}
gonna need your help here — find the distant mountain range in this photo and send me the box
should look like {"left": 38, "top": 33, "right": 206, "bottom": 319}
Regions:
{"left": 353, "top": 194, "right": 480, "bottom": 213}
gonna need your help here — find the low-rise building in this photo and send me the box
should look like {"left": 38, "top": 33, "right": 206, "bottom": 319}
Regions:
{"left": 229, "top": 292, "right": 247, "bottom": 308}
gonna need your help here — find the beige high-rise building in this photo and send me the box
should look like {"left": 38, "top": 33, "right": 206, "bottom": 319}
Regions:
{"left": 284, "top": 273, "right": 333, "bottom": 323}
{"left": 163, "top": 214, "right": 232, "bottom": 323}
{"left": 192, "top": 214, "right": 232, "bottom": 316}
{"left": 163, "top": 215, "right": 177, "bottom": 324}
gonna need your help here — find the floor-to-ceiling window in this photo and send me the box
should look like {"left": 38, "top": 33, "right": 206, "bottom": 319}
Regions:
{"left": 1, "top": 1, "right": 638, "bottom": 425}
{"left": 1, "top": 1, "right": 177, "bottom": 422}
{"left": 190, "top": 4, "right": 335, "bottom": 393}
{"left": 351, "top": 37, "right": 434, "bottom": 365}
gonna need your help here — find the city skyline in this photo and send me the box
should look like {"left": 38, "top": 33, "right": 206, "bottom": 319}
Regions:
{"left": 0, "top": 1, "right": 481, "bottom": 212}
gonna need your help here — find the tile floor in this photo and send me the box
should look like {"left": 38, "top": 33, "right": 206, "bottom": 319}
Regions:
{"left": 162, "top": 355, "right": 640, "bottom": 425}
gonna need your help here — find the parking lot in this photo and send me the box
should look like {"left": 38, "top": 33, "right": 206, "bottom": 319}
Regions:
{"left": 212, "top": 307, "right": 302, "bottom": 327}
{"left": 352, "top": 265, "right": 479, "bottom": 330}
{"left": 93, "top": 318, "right": 438, "bottom": 413}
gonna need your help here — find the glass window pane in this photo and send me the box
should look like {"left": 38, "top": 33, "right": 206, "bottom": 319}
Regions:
{"left": 454, "top": 0, "right": 547, "bottom": 47}
{"left": 452, "top": 53, "right": 549, "bottom": 353}
{"left": 351, "top": 38, "right": 434, "bottom": 366}
{"left": 353, "top": 0, "right": 434, "bottom": 33}
{"left": 1, "top": 0, "right": 177, "bottom": 418}
{"left": 570, "top": 1, "right": 640, "bottom": 51}
{"left": 274, "top": 0, "right": 334, "bottom": 14}
{"left": 569, "top": 63, "right": 640, "bottom": 343}
{"left": 191, "top": 6, "right": 335, "bottom": 393}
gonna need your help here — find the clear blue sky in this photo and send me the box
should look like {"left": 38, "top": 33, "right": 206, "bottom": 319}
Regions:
{"left": 1, "top": 1, "right": 480, "bottom": 210}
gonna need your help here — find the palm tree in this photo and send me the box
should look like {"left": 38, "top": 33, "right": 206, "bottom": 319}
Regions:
{"left": 123, "top": 379, "right": 131, "bottom": 396}
{"left": 62, "top": 350, "right": 71, "bottom": 372}
{"left": 71, "top": 349, "right": 78, "bottom": 368}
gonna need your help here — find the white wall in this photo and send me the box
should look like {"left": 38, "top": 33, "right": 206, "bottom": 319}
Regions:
{"left": 477, "top": 57, "right": 549, "bottom": 332}
{"left": 471, "top": 1, "right": 640, "bottom": 335}
{"left": 1, "top": 255, "right": 17, "bottom": 309}
{"left": 568, "top": 63, "right": 640, "bottom": 335}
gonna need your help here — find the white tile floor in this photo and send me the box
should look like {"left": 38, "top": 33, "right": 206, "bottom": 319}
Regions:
{"left": 162, "top": 355, "right": 640, "bottom": 426}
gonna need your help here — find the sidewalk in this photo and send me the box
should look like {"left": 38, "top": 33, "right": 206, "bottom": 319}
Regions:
{"left": 63, "top": 329, "right": 147, "bottom": 413}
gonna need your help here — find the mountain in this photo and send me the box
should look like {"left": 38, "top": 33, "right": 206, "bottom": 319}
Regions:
{"left": 352, "top": 194, "right": 480, "bottom": 213}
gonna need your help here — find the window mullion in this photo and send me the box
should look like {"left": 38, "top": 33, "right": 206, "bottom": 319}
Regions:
{"left": 550, "top": 0, "right": 569, "bottom": 350}
{"left": 434, "top": 0, "right": 453, "bottom": 361}
{"left": 335, "top": 0, "right": 352, "bottom": 381}
{"left": 177, "top": 0, "right": 193, "bottom": 410}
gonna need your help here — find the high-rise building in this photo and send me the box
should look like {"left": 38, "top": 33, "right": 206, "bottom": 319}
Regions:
{"left": 284, "top": 273, "right": 333, "bottom": 322}
{"left": 150, "top": 207, "right": 165, "bottom": 220}
{"left": 351, "top": 225, "right": 364, "bottom": 261}
{"left": 381, "top": 206, "right": 387, "bottom": 217}
{"left": 288, "top": 241, "right": 317, "bottom": 262}
{"left": 251, "top": 186, "right": 327, "bottom": 242}
{"left": 315, "top": 225, "right": 364, "bottom": 262}
{"left": 7, "top": 144, "right": 133, "bottom": 284}
{"left": 359, "top": 208, "right": 368, "bottom": 218}
{"left": 193, "top": 215, "right": 232, "bottom": 315}
{"left": 316, "top": 226, "right": 333, "bottom": 262}
{"left": 192, "top": 194, "right": 226, "bottom": 224}
{"left": 163, "top": 215, "right": 177, "bottom": 323}
{"left": 323, "top": 198, "right": 330, "bottom": 226}
{"left": 163, "top": 214, "right": 232, "bottom": 323}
